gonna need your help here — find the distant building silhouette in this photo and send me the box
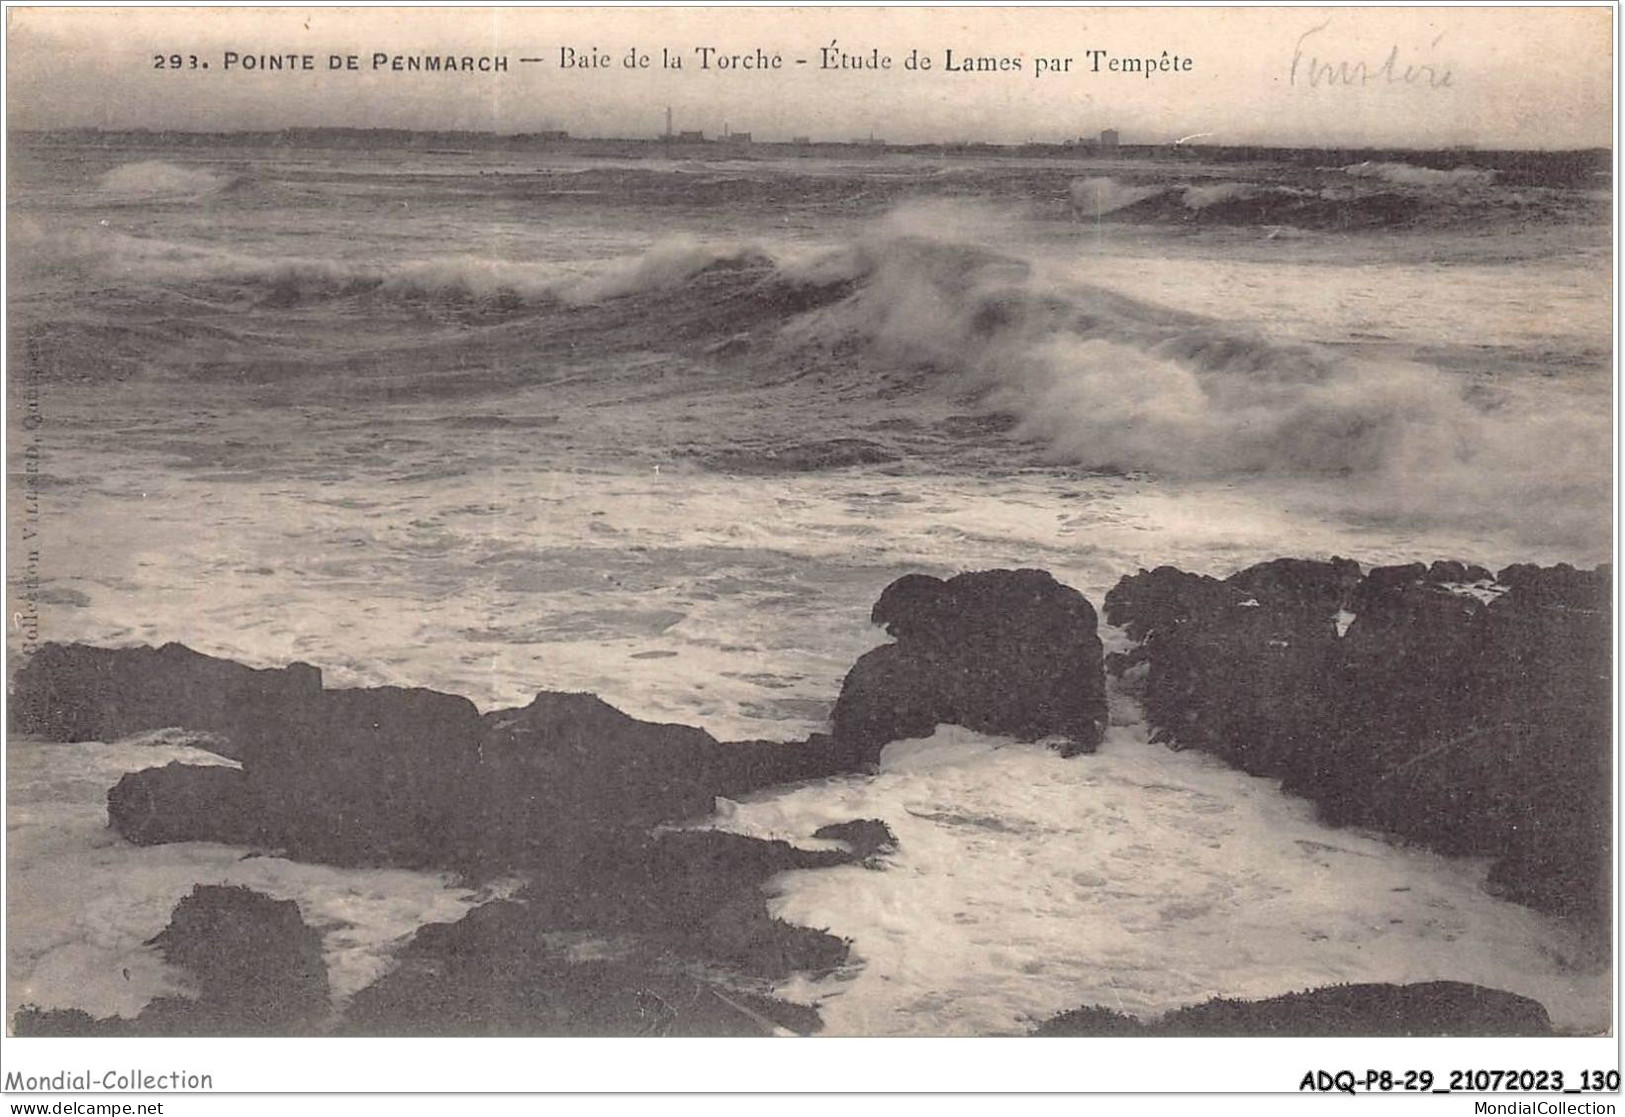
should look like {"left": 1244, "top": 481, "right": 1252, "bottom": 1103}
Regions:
{"left": 1099, "top": 128, "right": 1120, "bottom": 150}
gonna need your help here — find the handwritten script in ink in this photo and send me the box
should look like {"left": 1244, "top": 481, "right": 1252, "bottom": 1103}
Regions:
{"left": 1290, "top": 21, "right": 1453, "bottom": 89}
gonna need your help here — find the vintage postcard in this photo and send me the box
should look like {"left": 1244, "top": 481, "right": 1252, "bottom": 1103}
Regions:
{"left": 3, "top": 3, "right": 1615, "bottom": 1100}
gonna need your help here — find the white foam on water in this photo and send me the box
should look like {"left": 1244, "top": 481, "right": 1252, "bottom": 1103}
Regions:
{"left": 1343, "top": 161, "right": 1499, "bottom": 189}
{"left": 97, "top": 161, "right": 234, "bottom": 202}
{"left": 6, "top": 738, "right": 494, "bottom": 1022}
{"left": 1068, "top": 177, "right": 1161, "bottom": 217}
{"left": 705, "top": 723, "right": 1608, "bottom": 1036}
{"left": 8, "top": 149, "right": 1611, "bottom": 1038}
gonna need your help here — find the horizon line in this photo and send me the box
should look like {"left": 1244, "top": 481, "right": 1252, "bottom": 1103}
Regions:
{"left": 9, "top": 126, "right": 1613, "bottom": 157}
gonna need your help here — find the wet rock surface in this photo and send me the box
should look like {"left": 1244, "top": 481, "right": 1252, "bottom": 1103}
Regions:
{"left": 13, "top": 644, "right": 866, "bottom": 872}
{"left": 1034, "top": 981, "right": 1554, "bottom": 1037}
{"left": 13, "top": 885, "right": 329, "bottom": 1036}
{"left": 812, "top": 818, "right": 899, "bottom": 860}
{"left": 11, "top": 559, "right": 1603, "bottom": 1036}
{"left": 12, "top": 635, "right": 906, "bottom": 1036}
{"left": 1106, "top": 558, "right": 1611, "bottom": 927}
{"left": 460, "top": 693, "right": 869, "bottom": 871}
{"left": 106, "top": 762, "right": 260, "bottom": 847}
{"left": 833, "top": 569, "right": 1108, "bottom": 758}
{"left": 10, "top": 642, "right": 322, "bottom": 760}
{"left": 338, "top": 829, "right": 864, "bottom": 1036}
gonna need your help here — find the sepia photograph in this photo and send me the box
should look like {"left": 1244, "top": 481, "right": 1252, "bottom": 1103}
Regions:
{"left": 2, "top": 2, "right": 1616, "bottom": 1099}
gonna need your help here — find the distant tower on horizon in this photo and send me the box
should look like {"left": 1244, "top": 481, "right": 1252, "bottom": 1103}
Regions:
{"left": 664, "top": 106, "right": 672, "bottom": 139}
{"left": 1100, "top": 128, "right": 1120, "bottom": 150}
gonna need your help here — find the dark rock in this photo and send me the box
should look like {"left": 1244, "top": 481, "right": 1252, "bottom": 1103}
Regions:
{"left": 11, "top": 1006, "right": 126, "bottom": 1037}
{"left": 1103, "top": 565, "right": 1240, "bottom": 643}
{"left": 18, "top": 825, "right": 867, "bottom": 1038}
{"left": 83, "top": 670, "right": 872, "bottom": 873}
{"left": 1428, "top": 560, "right": 1494, "bottom": 584}
{"left": 517, "top": 829, "right": 851, "bottom": 980}
{"left": 338, "top": 827, "right": 856, "bottom": 1036}
{"left": 1107, "top": 557, "right": 1611, "bottom": 927}
{"left": 13, "top": 885, "right": 330, "bottom": 1037}
{"left": 106, "top": 763, "right": 260, "bottom": 847}
{"left": 23, "top": 631, "right": 952, "bottom": 1038}
{"left": 1496, "top": 562, "right": 1611, "bottom": 610}
{"left": 147, "top": 885, "right": 330, "bottom": 1032}
{"left": 476, "top": 692, "right": 747, "bottom": 834}
{"left": 1104, "top": 559, "right": 1359, "bottom": 776}
{"left": 459, "top": 693, "right": 868, "bottom": 870}
{"left": 245, "top": 685, "right": 485, "bottom": 867}
{"left": 340, "top": 943, "right": 819, "bottom": 1037}
{"left": 1034, "top": 982, "right": 1553, "bottom": 1037}
{"left": 705, "top": 731, "right": 873, "bottom": 795}
{"left": 1031, "top": 1003, "right": 1148, "bottom": 1036}
{"left": 1298, "top": 563, "right": 1610, "bottom": 927}
{"left": 832, "top": 569, "right": 1108, "bottom": 758}
{"left": 54, "top": 576, "right": 1069, "bottom": 873}
{"left": 10, "top": 641, "right": 322, "bottom": 759}
{"left": 813, "top": 818, "right": 898, "bottom": 859}
{"left": 1225, "top": 556, "right": 1362, "bottom": 619}
{"left": 50, "top": 636, "right": 868, "bottom": 872}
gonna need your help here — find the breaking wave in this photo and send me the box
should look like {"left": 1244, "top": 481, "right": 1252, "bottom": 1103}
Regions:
{"left": 15, "top": 198, "right": 1609, "bottom": 543}
{"left": 98, "top": 161, "right": 239, "bottom": 202}
{"left": 769, "top": 203, "right": 1611, "bottom": 543}
{"left": 1068, "top": 176, "right": 1162, "bottom": 217}
{"left": 562, "top": 235, "right": 763, "bottom": 303}
{"left": 1181, "top": 182, "right": 1257, "bottom": 209}
{"left": 12, "top": 220, "right": 756, "bottom": 308}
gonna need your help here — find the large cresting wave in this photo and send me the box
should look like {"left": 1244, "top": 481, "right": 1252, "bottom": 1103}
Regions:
{"left": 773, "top": 202, "right": 1611, "bottom": 546}
{"left": 11, "top": 218, "right": 757, "bottom": 309}
{"left": 16, "top": 197, "right": 1610, "bottom": 548}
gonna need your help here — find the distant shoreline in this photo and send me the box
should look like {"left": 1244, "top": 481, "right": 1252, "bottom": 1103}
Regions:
{"left": 10, "top": 127, "right": 1612, "bottom": 171}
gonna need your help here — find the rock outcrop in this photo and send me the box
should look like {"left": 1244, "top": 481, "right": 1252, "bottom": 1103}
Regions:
{"left": 1033, "top": 981, "right": 1554, "bottom": 1037}
{"left": 459, "top": 693, "right": 867, "bottom": 869}
{"left": 1106, "top": 558, "right": 1611, "bottom": 927}
{"left": 812, "top": 818, "right": 899, "bottom": 860}
{"left": 10, "top": 642, "right": 321, "bottom": 760}
{"left": 147, "top": 884, "right": 330, "bottom": 1031}
{"left": 244, "top": 685, "right": 485, "bottom": 867}
{"left": 22, "top": 571, "right": 1106, "bottom": 872}
{"left": 12, "top": 553, "right": 1603, "bottom": 1039}
{"left": 17, "top": 641, "right": 873, "bottom": 871}
{"left": 337, "top": 828, "right": 871, "bottom": 1036}
{"left": 1105, "top": 558, "right": 1357, "bottom": 776}
{"left": 106, "top": 763, "right": 260, "bottom": 847}
{"left": 14, "top": 826, "right": 883, "bottom": 1038}
{"left": 832, "top": 569, "right": 1108, "bottom": 758}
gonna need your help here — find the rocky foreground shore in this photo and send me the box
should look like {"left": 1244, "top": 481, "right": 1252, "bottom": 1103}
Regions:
{"left": 1105, "top": 558, "right": 1610, "bottom": 926}
{"left": 8, "top": 559, "right": 1609, "bottom": 1036}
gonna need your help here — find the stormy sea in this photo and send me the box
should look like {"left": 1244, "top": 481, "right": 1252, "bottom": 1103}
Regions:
{"left": 5, "top": 134, "right": 1612, "bottom": 1038}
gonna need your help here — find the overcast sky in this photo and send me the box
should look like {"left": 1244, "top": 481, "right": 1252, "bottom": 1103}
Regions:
{"left": 7, "top": 6, "right": 1614, "bottom": 148}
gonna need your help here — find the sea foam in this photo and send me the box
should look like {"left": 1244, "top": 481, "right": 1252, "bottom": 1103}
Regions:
{"left": 708, "top": 723, "right": 1607, "bottom": 1036}
{"left": 98, "top": 161, "right": 236, "bottom": 202}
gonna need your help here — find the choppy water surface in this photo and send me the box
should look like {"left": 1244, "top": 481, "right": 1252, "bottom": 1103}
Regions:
{"left": 6, "top": 140, "right": 1612, "bottom": 1033}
